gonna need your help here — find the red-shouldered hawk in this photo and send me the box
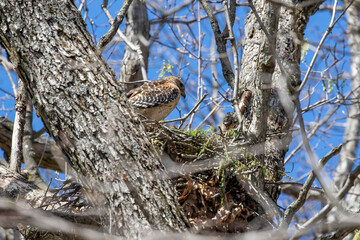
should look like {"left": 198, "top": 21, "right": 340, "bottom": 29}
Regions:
{"left": 126, "top": 76, "right": 186, "bottom": 121}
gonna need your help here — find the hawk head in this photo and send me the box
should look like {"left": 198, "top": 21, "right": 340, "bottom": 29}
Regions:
{"left": 165, "top": 76, "right": 186, "bottom": 99}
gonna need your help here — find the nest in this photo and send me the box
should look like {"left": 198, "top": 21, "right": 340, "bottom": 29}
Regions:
{"left": 145, "top": 121, "right": 276, "bottom": 233}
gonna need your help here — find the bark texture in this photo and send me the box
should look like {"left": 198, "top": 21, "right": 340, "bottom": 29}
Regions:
{"left": 237, "top": 2, "right": 281, "bottom": 228}
{"left": 0, "top": 0, "right": 187, "bottom": 238}
{"left": 120, "top": 0, "right": 150, "bottom": 91}
{"left": 196, "top": 0, "right": 324, "bottom": 231}
{"left": 239, "top": 0, "right": 324, "bottom": 191}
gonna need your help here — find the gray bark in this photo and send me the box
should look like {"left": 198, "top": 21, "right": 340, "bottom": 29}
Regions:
{"left": 120, "top": 0, "right": 150, "bottom": 91}
{"left": 0, "top": 0, "right": 187, "bottom": 238}
{"left": 237, "top": 2, "right": 281, "bottom": 228}
{"left": 198, "top": 0, "right": 324, "bottom": 230}
{"left": 239, "top": 0, "right": 324, "bottom": 186}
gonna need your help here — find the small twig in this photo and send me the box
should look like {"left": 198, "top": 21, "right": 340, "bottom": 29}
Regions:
{"left": 162, "top": 94, "right": 208, "bottom": 127}
{"left": 33, "top": 127, "right": 47, "bottom": 139}
{"left": 0, "top": 54, "right": 15, "bottom": 71}
{"left": 218, "top": 90, "right": 232, "bottom": 102}
{"left": 3, "top": 61, "right": 17, "bottom": 96}
{"left": 0, "top": 87, "right": 15, "bottom": 98}
{"left": 40, "top": 178, "right": 53, "bottom": 209}
{"left": 97, "top": 0, "right": 134, "bottom": 51}
{"left": 118, "top": 79, "right": 150, "bottom": 84}
{"left": 150, "top": 8, "right": 226, "bottom": 25}
{"left": 79, "top": 0, "right": 88, "bottom": 21}
{"left": 188, "top": 2, "right": 204, "bottom": 130}
{"left": 78, "top": 0, "right": 86, "bottom": 11}
{"left": 195, "top": 98, "right": 225, "bottom": 129}
{"left": 145, "top": 0, "right": 194, "bottom": 18}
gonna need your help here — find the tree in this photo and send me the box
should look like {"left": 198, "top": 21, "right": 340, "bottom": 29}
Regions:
{"left": 0, "top": 1, "right": 187, "bottom": 238}
{"left": 0, "top": 0, "right": 359, "bottom": 239}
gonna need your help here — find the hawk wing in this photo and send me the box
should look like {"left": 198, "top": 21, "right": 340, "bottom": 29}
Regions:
{"left": 127, "top": 80, "right": 180, "bottom": 109}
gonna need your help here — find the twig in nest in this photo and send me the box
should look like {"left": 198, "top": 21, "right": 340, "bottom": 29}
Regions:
{"left": 118, "top": 80, "right": 151, "bottom": 84}
{"left": 218, "top": 90, "right": 232, "bottom": 102}
{"left": 162, "top": 94, "right": 208, "bottom": 128}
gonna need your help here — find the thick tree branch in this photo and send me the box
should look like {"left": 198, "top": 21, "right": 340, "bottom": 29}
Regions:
{"left": 0, "top": 200, "right": 118, "bottom": 240}
{"left": 9, "top": 80, "right": 26, "bottom": 172}
{"left": 117, "top": 0, "right": 150, "bottom": 89}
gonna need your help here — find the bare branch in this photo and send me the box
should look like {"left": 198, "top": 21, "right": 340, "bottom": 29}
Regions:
{"left": 146, "top": 0, "right": 194, "bottom": 17}
{"left": 297, "top": 0, "right": 355, "bottom": 92}
{"left": 9, "top": 79, "right": 26, "bottom": 172}
{"left": 291, "top": 164, "right": 360, "bottom": 240}
{"left": 97, "top": 0, "right": 134, "bottom": 51}
{"left": 101, "top": 1, "right": 149, "bottom": 84}
{"left": 223, "top": 0, "right": 241, "bottom": 123}
{"left": 162, "top": 93, "right": 208, "bottom": 127}
{"left": 23, "top": 96, "right": 47, "bottom": 189}
{"left": 1, "top": 116, "right": 66, "bottom": 172}
{"left": 199, "top": 0, "right": 235, "bottom": 88}
{"left": 293, "top": 96, "right": 344, "bottom": 219}
{"left": 280, "top": 145, "right": 342, "bottom": 229}
{"left": 0, "top": 200, "right": 120, "bottom": 240}
{"left": 284, "top": 93, "right": 347, "bottom": 164}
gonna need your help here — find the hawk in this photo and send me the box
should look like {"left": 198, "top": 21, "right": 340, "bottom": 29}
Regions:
{"left": 126, "top": 76, "right": 186, "bottom": 121}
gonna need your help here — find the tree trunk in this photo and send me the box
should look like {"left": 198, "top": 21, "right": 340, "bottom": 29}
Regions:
{"left": 239, "top": 0, "right": 324, "bottom": 182}
{"left": 120, "top": 0, "right": 150, "bottom": 91}
{"left": 237, "top": 0, "right": 324, "bottom": 228}
{"left": 0, "top": 0, "right": 187, "bottom": 238}
{"left": 198, "top": 0, "right": 324, "bottom": 230}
